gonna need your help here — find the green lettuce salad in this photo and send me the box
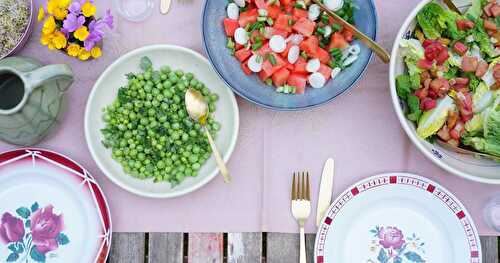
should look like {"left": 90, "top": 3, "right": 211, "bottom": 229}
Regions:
{"left": 396, "top": 0, "right": 500, "bottom": 158}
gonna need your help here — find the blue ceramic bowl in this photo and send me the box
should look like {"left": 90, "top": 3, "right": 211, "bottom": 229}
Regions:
{"left": 202, "top": 0, "right": 378, "bottom": 111}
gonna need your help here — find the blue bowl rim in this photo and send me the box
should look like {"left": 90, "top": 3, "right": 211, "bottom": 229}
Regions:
{"left": 201, "top": 0, "right": 378, "bottom": 111}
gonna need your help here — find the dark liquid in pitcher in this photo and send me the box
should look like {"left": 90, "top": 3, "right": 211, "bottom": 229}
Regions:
{"left": 0, "top": 72, "right": 24, "bottom": 110}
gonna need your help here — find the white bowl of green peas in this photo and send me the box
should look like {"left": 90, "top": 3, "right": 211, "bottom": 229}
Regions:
{"left": 85, "top": 45, "right": 239, "bottom": 198}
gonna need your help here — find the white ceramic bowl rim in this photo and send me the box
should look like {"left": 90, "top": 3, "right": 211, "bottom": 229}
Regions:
{"left": 389, "top": 0, "right": 500, "bottom": 184}
{"left": 85, "top": 44, "right": 239, "bottom": 198}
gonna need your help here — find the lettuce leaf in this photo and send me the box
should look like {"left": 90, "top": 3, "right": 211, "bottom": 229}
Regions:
{"left": 465, "top": 114, "right": 484, "bottom": 133}
{"left": 463, "top": 96, "right": 500, "bottom": 156}
{"left": 443, "top": 10, "right": 465, "bottom": 40}
{"left": 400, "top": 39, "right": 425, "bottom": 75}
{"left": 465, "top": 0, "right": 486, "bottom": 20}
{"left": 472, "top": 82, "right": 494, "bottom": 113}
{"left": 471, "top": 19, "right": 496, "bottom": 58}
{"left": 417, "top": 2, "right": 447, "bottom": 39}
{"left": 407, "top": 95, "right": 422, "bottom": 122}
{"left": 417, "top": 96, "right": 455, "bottom": 139}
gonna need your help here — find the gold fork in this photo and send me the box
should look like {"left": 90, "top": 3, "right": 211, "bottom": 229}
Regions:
{"left": 291, "top": 172, "right": 311, "bottom": 263}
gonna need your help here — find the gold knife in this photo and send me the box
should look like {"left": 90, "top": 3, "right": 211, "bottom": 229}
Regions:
{"left": 316, "top": 158, "right": 335, "bottom": 227}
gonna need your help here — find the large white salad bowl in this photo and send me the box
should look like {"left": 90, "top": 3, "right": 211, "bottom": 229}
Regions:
{"left": 389, "top": 0, "right": 500, "bottom": 184}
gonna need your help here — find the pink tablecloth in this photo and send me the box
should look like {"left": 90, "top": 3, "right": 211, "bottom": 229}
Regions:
{"left": 2, "top": 0, "right": 499, "bottom": 235}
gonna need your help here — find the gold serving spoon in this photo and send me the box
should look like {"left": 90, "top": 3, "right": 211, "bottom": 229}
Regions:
{"left": 443, "top": 0, "right": 461, "bottom": 14}
{"left": 185, "top": 88, "right": 231, "bottom": 183}
{"left": 436, "top": 139, "right": 500, "bottom": 162}
{"left": 311, "top": 0, "right": 390, "bottom": 63}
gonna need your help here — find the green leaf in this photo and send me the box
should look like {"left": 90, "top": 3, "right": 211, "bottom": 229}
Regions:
{"left": 465, "top": 72, "right": 481, "bottom": 93}
{"left": 417, "top": 96, "right": 455, "bottom": 139}
{"left": 7, "top": 244, "right": 16, "bottom": 252}
{"left": 416, "top": 2, "right": 446, "bottom": 39}
{"left": 25, "top": 219, "right": 31, "bottom": 228}
{"left": 443, "top": 67, "right": 458, "bottom": 79}
{"left": 139, "top": 56, "right": 153, "bottom": 71}
{"left": 471, "top": 19, "right": 495, "bottom": 58}
{"left": 30, "top": 247, "right": 46, "bottom": 263}
{"left": 396, "top": 75, "right": 412, "bottom": 100}
{"left": 125, "top": 73, "right": 135, "bottom": 80}
{"left": 394, "top": 256, "right": 403, "bottom": 263}
{"left": 56, "top": 233, "right": 70, "bottom": 245}
{"left": 407, "top": 95, "right": 422, "bottom": 122}
{"left": 6, "top": 253, "right": 19, "bottom": 262}
{"left": 31, "top": 202, "right": 39, "bottom": 212}
{"left": 16, "top": 243, "right": 24, "bottom": 254}
{"left": 404, "top": 251, "right": 426, "bottom": 262}
{"left": 16, "top": 207, "right": 30, "bottom": 219}
{"left": 377, "top": 248, "right": 389, "bottom": 263}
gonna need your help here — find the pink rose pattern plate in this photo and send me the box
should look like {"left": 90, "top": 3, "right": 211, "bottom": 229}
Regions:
{"left": 314, "top": 173, "right": 481, "bottom": 263}
{"left": 0, "top": 149, "right": 111, "bottom": 263}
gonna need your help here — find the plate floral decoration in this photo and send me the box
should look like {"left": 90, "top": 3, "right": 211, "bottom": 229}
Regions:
{"left": 37, "top": 0, "right": 113, "bottom": 61}
{"left": 1, "top": 202, "right": 69, "bottom": 263}
{"left": 368, "top": 226, "right": 426, "bottom": 263}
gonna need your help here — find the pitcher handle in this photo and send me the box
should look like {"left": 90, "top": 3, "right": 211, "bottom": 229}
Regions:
{"left": 22, "top": 64, "right": 73, "bottom": 93}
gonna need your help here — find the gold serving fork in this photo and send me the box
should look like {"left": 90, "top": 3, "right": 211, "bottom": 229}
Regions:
{"left": 291, "top": 172, "right": 311, "bottom": 263}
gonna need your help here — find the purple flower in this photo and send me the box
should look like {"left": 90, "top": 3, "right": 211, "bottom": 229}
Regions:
{"left": 378, "top": 226, "right": 405, "bottom": 250}
{"left": 63, "top": 13, "right": 85, "bottom": 33}
{"left": 102, "top": 10, "right": 114, "bottom": 29}
{"left": 83, "top": 10, "right": 113, "bottom": 51}
{"left": 68, "top": 2, "right": 81, "bottom": 14}
{"left": 60, "top": 28, "right": 70, "bottom": 39}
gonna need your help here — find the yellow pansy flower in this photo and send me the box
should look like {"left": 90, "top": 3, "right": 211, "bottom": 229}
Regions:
{"left": 47, "top": 0, "right": 57, "bottom": 14}
{"left": 74, "top": 26, "right": 89, "bottom": 41}
{"left": 81, "top": 1, "right": 97, "bottom": 17}
{"left": 90, "top": 47, "right": 102, "bottom": 59}
{"left": 57, "top": 0, "right": 71, "bottom": 8}
{"left": 42, "top": 16, "right": 56, "bottom": 35}
{"left": 48, "top": 42, "right": 56, "bottom": 50}
{"left": 78, "top": 49, "right": 91, "bottom": 61}
{"left": 53, "top": 7, "right": 68, "bottom": 20}
{"left": 52, "top": 31, "right": 67, "bottom": 49}
{"left": 67, "top": 44, "right": 81, "bottom": 57}
{"left": 37, "top": 6, "right": 45, "bottom": 22}
{"left": 40, "top": 33, "right": 53, "bottom": 46}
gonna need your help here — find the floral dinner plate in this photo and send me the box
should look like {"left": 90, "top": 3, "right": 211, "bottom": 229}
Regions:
{"left": 314, "top": 173, "right": 481, "bottom": 263}
{"left": 0, "top": 149, "right": 111, "bottom": 263}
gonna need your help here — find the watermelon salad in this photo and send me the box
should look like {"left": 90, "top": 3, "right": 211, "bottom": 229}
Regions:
{"left": 396, "top": 0, "right": 500, "bottom": 158}
{"left": 223, "top": 0, "right": 360, "bottom": 94}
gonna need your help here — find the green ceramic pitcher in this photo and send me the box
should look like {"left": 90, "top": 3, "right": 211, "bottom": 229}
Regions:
{"left": 0, "top": 57, "right": 73, "bottom": 146}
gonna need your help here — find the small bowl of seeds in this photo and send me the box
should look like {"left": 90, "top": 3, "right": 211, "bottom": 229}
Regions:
{"left": 0, "top": 0, "right": 34, "bottom": 59}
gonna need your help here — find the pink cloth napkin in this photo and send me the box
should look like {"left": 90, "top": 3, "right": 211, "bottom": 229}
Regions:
{"left": 1, "top": 0, "right": 499, "bottom": 235}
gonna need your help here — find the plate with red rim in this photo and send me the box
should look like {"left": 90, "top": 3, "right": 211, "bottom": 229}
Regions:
{"left": 314, "top": 173, "right": 481, "bottom": 263}
{"left": 0, "top": 148, "right": 111, "bottom": 263}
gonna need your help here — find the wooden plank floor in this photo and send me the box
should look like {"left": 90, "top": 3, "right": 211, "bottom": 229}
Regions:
{"left": 108, "top": 233, "right": 499, "bottom": 262}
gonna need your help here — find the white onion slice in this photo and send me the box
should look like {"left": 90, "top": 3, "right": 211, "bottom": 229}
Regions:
{"left": 308, "top": 72, "right": 326, "bottom": 88}
{"left": 306, "top": 58, "right": 320, "bottom": 72}
{"left": 234, "top": 27, "right": 248, "bottom": 45}
{"left": 331, "top": 67, "right": 341, "bottom": 79}
{"left": 324, "top": 0, "right": 344, "bottom": 11}
{"left": 308, "top": 4, "right": 320, "bottom": 21}
{"left": 348, "top": 44, "right": 361, "bottom": 56}
{"left": 324, "top": 26, "right": 332, "bottom": 37}
{"left": 286, "top": 34, "right": 304, "bottom": 45}
{"left": 288, "top": 45, "right": 300, "bottom": 64}
{"left": 269, "top": 35, "right": 286, "bottom": 53}
{"left": 234, "top": 0, "right": 246, "bottom": 8}
{"left": 248, "top": 54, "right": 263, "bottom": 72}
{"left": 227, "top": 3, "right": 239, "bottom": 20}
{"left": 343, "top": 55, "right": 358, "bottom": 67}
